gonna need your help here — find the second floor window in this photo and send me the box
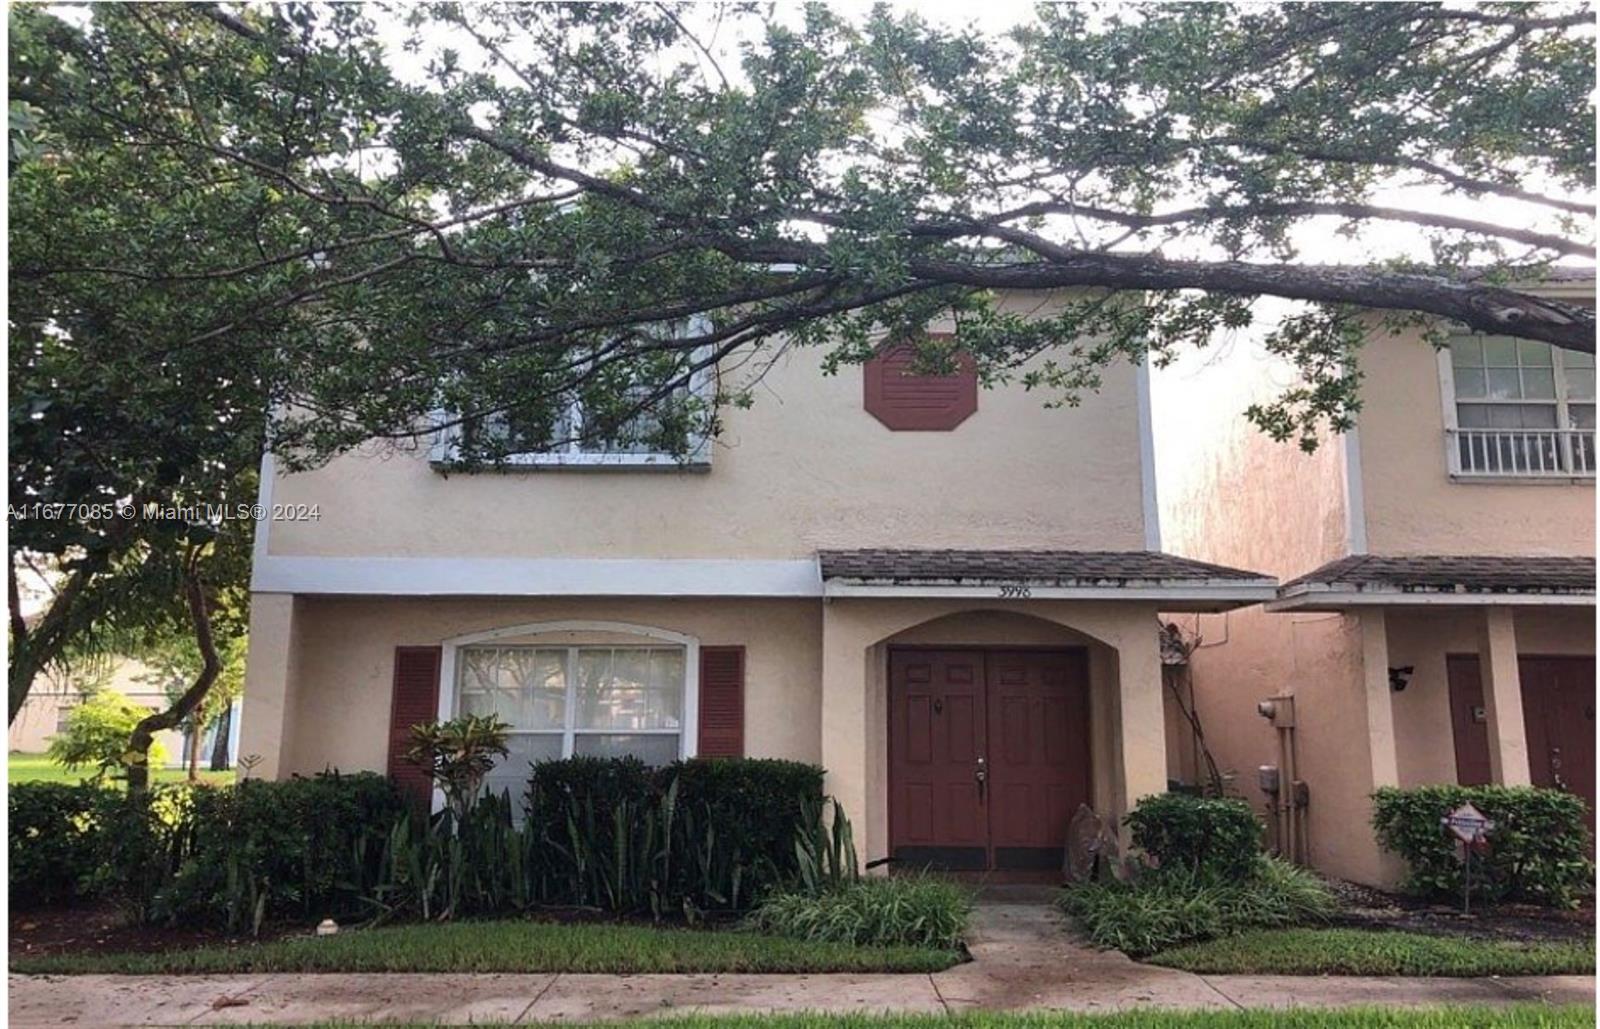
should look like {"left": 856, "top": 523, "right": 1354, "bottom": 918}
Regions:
{"left": 434, "top": 323, "right": 714, "bottom": 469}
{"left": 1447, "top": 333, "right": 1595, "bottom": 478}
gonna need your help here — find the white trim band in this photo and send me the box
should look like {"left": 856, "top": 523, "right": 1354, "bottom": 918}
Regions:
{"left": 253, "top": 556, "right": 823, "bottom": 597}
{"left": 1268, "top": 588, "right": 1595, "bottom": 612}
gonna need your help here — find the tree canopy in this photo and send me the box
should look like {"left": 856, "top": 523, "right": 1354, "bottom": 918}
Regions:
{"left": 7, "top": 3, "right": 1596, "bottom": 714}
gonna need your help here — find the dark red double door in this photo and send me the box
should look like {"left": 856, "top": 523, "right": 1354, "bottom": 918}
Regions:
{"left": 1448, "top": 654, "right": 1596, "bottom": 839}
{"left": 888, "top": 648, "right": 1091, "bottom": 872}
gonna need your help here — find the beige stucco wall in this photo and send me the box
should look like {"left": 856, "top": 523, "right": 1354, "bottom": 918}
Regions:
{"left": 240, "top": 597, "right": 823, "bottom": 780}
{"left": 1386, "top": 606, "right": 1596, "bottom": 789}
{"left": 264, "top": 296, "right": 1150, "bottom": 561}
{"left": 1356, "top": 321, "right": 1595, "bottom": 558}
{"left": 1153, "top": 309, "right": 1361, "bottom": 829}
{"left": 240, "top": 595, "right": 1168, "bottom": 871}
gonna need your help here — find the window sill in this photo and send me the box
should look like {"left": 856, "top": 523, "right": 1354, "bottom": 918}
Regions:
{"left": 431, "top": 452, "right": 712, "bottom": 473}
{"left": 1449, "top": 472, "right": 1595, "bottom": 486}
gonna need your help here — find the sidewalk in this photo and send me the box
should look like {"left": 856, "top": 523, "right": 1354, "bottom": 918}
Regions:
{"left": 9, "top": 902, "right": 1593, "bottom": 1026}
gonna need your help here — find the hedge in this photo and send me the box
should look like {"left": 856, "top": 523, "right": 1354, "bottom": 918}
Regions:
{"left": 10, "top": 757, "right": 831, "bottom": 932}
{"left": 1371, "top": 784, "right": 1593, "bottom": 907}
{"left": 9, "top": 782, "right": 123, "bottom": 907}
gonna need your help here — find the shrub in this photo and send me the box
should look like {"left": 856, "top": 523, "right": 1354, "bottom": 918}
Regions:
{"left": 1372, "top": 784, "right": 1593, "bottom": 907}
{"left": 1124, "top": 792, "right": 1262, "bottom": 879}
{"left": 751, "top": 875, "right": 970, "bottom": 950}
{"left": 47, "top": 692, "right": 168, "bottom": 781}
{"left": 406, "top": 715, "right": 511, "bottom": 819}
{"left": 519, "top": 755, "right": 829, "bottom": 914}
{"left": 158, "top": 772, "right": 407, "bottom": 932}
{"left": 1060, "top": 857, "right": 1334, "bottom": 957}
{"left": 94, "top": 786, "right": 189, "bottom": 922}
{"left": 668, "top": 758, "right": 825, "bottom": 876}
{"left": 8, "top": 782, "right": 121, "bottom": 907}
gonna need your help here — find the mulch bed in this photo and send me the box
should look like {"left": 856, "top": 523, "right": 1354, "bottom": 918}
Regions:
{"left": 10, "top": 902, "right": 299, "bottom": 958}
{"left": 1325, "top": 878, "right": 1595, "bottom": 945}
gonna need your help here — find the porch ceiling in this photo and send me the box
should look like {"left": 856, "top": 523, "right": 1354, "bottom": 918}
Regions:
{"left": 816, "top": 548, "right": 1276, "bottom": 610}
{"left": 1271, "top": 553, "right": 1597, "bottom": 611}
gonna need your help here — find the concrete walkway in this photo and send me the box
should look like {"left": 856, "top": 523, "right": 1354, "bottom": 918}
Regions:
{"left": 9, "top": 900, "right": 1593, "bottom": 1026}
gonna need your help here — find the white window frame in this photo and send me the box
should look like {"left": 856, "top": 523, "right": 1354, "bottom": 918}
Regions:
{"left": 429, "top": 320, "right": 716, "bottom": 470}
{"left": 1436, "top": 336, "right": 1596, "bottom": 482}
{"left": 436, "top": 619, "right": 700, "bottom": 765}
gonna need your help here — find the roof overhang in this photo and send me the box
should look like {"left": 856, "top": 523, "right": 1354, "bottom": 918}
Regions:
{"left": 1268, "top": 583, "right": 1596, "bottom": 612}
{"left": 823, "top": 577, "right": 1279, "bottom": 611}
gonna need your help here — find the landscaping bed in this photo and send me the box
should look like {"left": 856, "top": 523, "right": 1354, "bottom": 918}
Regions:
{"left": 1148, "top": 927, "right": 1595, "bottom": 976}
{"left": 9, "top": 917, "right": 961, "bottom": 975}
{"left": 1325, "top": 877, "right": 1595, "bottom": 945}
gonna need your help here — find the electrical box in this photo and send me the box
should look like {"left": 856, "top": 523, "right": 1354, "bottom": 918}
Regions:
{"left": 1257, "top": 694, "right": 1296, "bottom": 728}
{"left": 1257, "top": 765, "right": 1280, "bottom": 794}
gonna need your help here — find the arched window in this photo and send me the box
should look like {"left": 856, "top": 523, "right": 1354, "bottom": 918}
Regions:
{"left": 440, "top": 621, "right": 699, "bottom": 802}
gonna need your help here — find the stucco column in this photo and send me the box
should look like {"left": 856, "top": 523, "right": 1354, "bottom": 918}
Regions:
{"left": 819, "top": 603, "right": 872, "bottom": 859}
{"left": 1358, "top": 610, "right": 1400, "bottom": 789}
{"left": 239, "top": 592, "right": 300, "bottom": 780}
{"left": 1114, "top": 622, "right": 1168, "bottom": 816}
{"left": 1477, "top": 606, "right": 1531, "bottom": 786}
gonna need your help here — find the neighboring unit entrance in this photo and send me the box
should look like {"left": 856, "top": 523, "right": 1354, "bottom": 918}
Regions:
{"left": 1447, "top": 654, "right": 1597, "bottom": 837}
{"left": 887, "top": 647, "right": 1091, "bottom": 872}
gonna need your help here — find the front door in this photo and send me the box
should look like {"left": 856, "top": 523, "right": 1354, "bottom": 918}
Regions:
{"left": 1521, "top": 656, "right": 1596, "bottom": 840}
{"left": 888, "top": 648, "right": 1091, "bottom": 872}
{"left": 1448, "top": 654, "right": 1596, "bottom": 834}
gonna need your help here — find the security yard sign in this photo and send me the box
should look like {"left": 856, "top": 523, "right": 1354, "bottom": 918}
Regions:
{"left": 1442, "top": 803, "right": 1494, "bottom": 845}
{"left": 1440, "top": 802, "right": 1494, "bottom": 913}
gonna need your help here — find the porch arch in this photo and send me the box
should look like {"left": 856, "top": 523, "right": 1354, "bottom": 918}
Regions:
{"left": 820, "top": 599, "right": 1165, "bottom": 867}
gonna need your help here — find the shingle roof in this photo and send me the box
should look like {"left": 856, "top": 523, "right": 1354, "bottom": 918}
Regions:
{"left": 817, "top": 549, "right": 1272, "bottom": 585}
{"left": 1280, "top": 554, "right": 1596, "bottom": 597}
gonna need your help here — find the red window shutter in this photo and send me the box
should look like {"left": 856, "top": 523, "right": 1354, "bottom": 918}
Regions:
{"left": 863, "top": 337, "right": 978, "bottom": 431}
{"left": 698, "top": 646, "right": 745, "bottom": 758}
{"left": 388, "top": 646, "right": 442, "bottom": 810}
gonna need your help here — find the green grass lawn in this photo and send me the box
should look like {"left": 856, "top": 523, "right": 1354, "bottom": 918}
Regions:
{"left": 1148, "top": 928, "right": 1595, "bottom": 977}
{"left": 11, "top": 918, "right": 961, "bottom": 975}
{"left": 8, "top": 752, "right": 232, "bottom": 787}
{"left": 209, "top": 1006, "right": 1596, "bottom": 1028}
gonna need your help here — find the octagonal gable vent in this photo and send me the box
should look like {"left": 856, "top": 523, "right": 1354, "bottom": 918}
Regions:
{"left": 862, "top": 338, "right": 978, "bottom": 431}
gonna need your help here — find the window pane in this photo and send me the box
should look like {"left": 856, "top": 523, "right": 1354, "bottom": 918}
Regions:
{"left": 1521, "top": 368, "right": 1556, "bottom": 399}
{"left": 572, "top": 733, "right": 679, "bottom": 766}
{"left": 1482, "top": 403, "right": 1558, "bottom": 429}
{"left": 1453, "top": 369, "right": 1486, "bottom": 398}
{"left": 1483, "top": 337, "right": 1519, "bottom": 367}
{"left": 1566, "top": 369, "right": 1595, "bottom": 401}
{"left": 482, "top": 734, "right": 563, "bottom": 812}
{"left": 1517, "top": 340, "right": 1554, "bottom": 367}
{"left": 576, "top": 647, "right": 683, "bottom": 730}
{"left": 649, "top": 650, "right": 686, "bottom": 726}
{"left": 1564, "top": 350, "right": 1596, "bottom": 370}
{"left": 1486, "top": 369, "right": 1522, "bottom": 399}
{"left": 1571, "top": 404, "right": 1597, "bottom": 430}
{"left": 1449, "top": 337, "right": 1484, "bottom": 369}
{"left": 459, "top": 647, "right": 565, "bottom": 730}
{"left": 1456, "top": 403, "right": 1492, "bottom": 428}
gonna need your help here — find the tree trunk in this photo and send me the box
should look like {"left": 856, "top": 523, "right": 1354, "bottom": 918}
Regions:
{"left": 209, "top": 703, "right": 233, "bottom": 771}
{"left": 187, "top": 718, "right": 202, "bottom": 781}
{"left": 126, "top": 561, "right": 221, "bottom": 794}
